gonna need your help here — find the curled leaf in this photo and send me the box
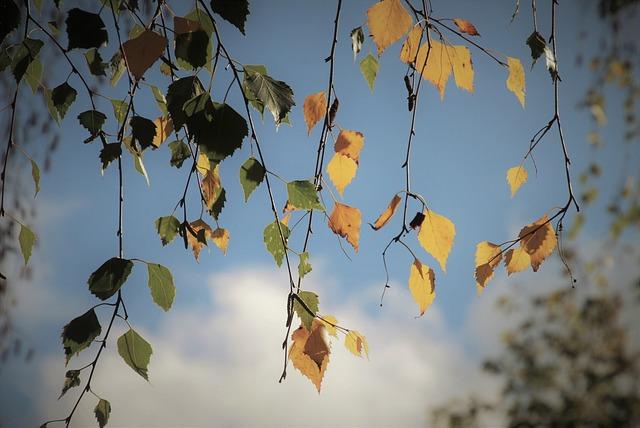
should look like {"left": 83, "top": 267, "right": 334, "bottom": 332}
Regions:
{"left": 371, "top": 194, "right": 401, "bottom": 230}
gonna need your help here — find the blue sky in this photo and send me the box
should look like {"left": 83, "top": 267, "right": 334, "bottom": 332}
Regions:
{"left": 1, "top": 0, "right": 638, "bottom": 426}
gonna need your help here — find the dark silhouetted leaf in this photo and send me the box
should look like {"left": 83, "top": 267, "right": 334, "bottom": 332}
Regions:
{"left": 211, "top": 0, "right": 249, "bottom": 34}
{"left": 87, "top": 257, "right": 133, "bottom": 300}
{"left": 293, "top": 291, "right": 319, "bottom": 331}
{"left": 263, "top": 220, "right": 290, "bottom": 266}
{"left": 244, "top": 68, "right": 295, "bottom": 126}
{"left": 155, "top": 215, "right": 180, "bottom": 246}
{"left": 526, "top": 31, "right": 546, "bottom": 68}
{"left": 175, "top": 30, "right": 209, "bottom": 70}
{"left": 99, "top": 143, "right": 121, "bottom": 171}
{"left": 66, "top": 8, "right": 108, "bottom": 50}
{"left": 85, "top": 48, "right": 107, "bottom": 76}
{"left": 209, "top": 187, "right": 225, "bottom": 220}
{"left": 59, "top": 370, "right": 80, "bottom": 399}
{"left": 147, "top": 263, "right": 175, "bottom": 311}
{"left": 350, "top": 26, "right": 364, "bottom": 61}
{"left": 168, "top": 140, "right": 190, "bottom": 168}
{"left": 61, "top": 309, "right": 101, "bottom": 364}
{"left": 94, "top": 398, "right": 110, "bottom": 428}
{"left": 51, "top": 83, "right": 77, "bottom": 120}
{"left": 166, "top": 76, "right": 205, "bottom": 130}
{"left": 0, "top": 0, "right": 20, "bottom": 44}
{"left": 130, "top": 116, "right": 157, "bottom": 151}
{"left": 117, "top": 328, "right": 152, "bottom": 380}
{"left": 239, "top": 157, "right": 265, "bottom": 202}
{"left": 193, "top": 102, "right": 248, "bottom": 163}
{"left": 78, "top": 110, "right": 107, "bottom": 138}
{"left": 11, "top": 38, "right": 44, "bottom": 83}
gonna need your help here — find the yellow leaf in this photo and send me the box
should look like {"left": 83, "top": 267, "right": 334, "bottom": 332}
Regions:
{"left": 196, "top": 153, "right": 210, "bottom": 175}
{"left": 518, "top": 215, "right": 557, "bottom": 271}
{"left": 507, "top": 165, "right": 528, "bottom": 197}
{"left": 211, "top": 227, "right": 230, "bottom": 254}
{"left": 281, "top": 214, "right": 291, "bottom": 227}
{"left": 450, "top": 45, "right": 474, "bottom": 93}
{"left": 122, "top": 30, "right": 167, "bottom": 80}
{"left": 504, "top": 247, "right": 531, "bottom": 275}
{"left": 327, "top": 154, "right": 357, "bottom": 196}
{"left": 344, "top": 330, "right": 369, "bottom": 359}
{"left": 328, "top": 203, "right": 361, "bottom": 252}
{"left": 303, "top": 91, "right": 327, "bottom": 134}
{"left": 453, "top": 18, "right": 480, "bottom": 36}
{"left": 474, "top": 241, "right": 502, "bottom": 289}
{"left": 334, "top": 129, "right": 364, "bottom": 163}
{"left": 289, "top": 322, "right": 330, "bottom": 393}
{"left": 399, "top": 25, "right": 423, "bottom": 64}
{"left": 408, "top": 259, "right": 436, "bottom": 316}
{"left": 320, "top": 315, "right": 338, "bottom": 338}
{"left": 367, "top": 0, "right": 413, "bottom": 56}
{"left": 506, "top": 57, "right": 526, "bottom": 108}
{"left": 416, "top": 39, "right": 452, "bottom": 99}
{"left": 371, "top": 194, "right": 401, "bottom": 230}
{"left": 151, "top": 116, "right": 173, "bottom": 148}
{"left": 186, "top": 219, "right": 213, "bottom": 261}
{"left": 201, "top": 165, "right": 221, "bottom": 209}
{"left": 417, "top": 209, "right": 456, "bottom": 272}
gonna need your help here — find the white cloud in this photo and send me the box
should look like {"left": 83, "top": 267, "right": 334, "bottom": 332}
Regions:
{"left": 30, "top": 266, "right": 498, "bottom": 428}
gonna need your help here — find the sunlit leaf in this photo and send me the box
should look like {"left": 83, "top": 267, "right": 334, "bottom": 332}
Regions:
{"left": 507, "top": 57, "right": 526, "bottom": 108}
{"left": 408, "top": 258, "right": 436, "bottom": 316}
{"left": 289, "top": 322, "right": 330, "bottom": 392}
{"left": 450, "top": 45, "right": 474, "bottom": 93}
{"left": 286, "top": 180, "right": 324, "bottom": 211}
{"left": 147, "top": 263, "right": 175, "bottom": 311}
{"left": 211, "top": 227, "right": 230, "bottom": 254}
{"left": 327, "top": 153, "right": 357, "bottom": 196}
{"left": 399, "top": 25, "right": 423, "bottom": 64}
{"left": 371, "top": 194, "right": 401, "bottom": 230}
{"left": 11, "top": 38, "right": 43, "bottom": 83}
{"left": 416, "top": 39, "right": 452, "bottom": 99}
{"left": 186, "top": 219, "right": 213, "bottom": 261}
{"left": 151, "top": 116, "right": 173, "bottom": 148}
{"left": 507, "top": 165, "right": 528, "bottom": 197}
{"left": 367, "top": 0, "right": 412, "bottom": 56}
{"left": 320, "top": 315, "right": 338, "bottom": 337}
{"left": 117, "top": 328, "right": 152, "bottom": 380}
{"left": 244, "top": 68, "right": 295, "bottom": 126}
{"left": 518, "top": 215, "right": 557, "bottom": 271}
{"left": 155, "top": 215, "right": 180, "bottom": 246}
{"left": 474, "top": 241, "right": 502, "bottom": 289}
{"left": 417, "top": 209, "right": 455, "bottom": 272}
{"left": 303, "top": 91, "right": 327, "bottom": 134}
{"left": 293, "top": 291, "right": 319, "bottom": 331}
{"left": 334, "top": 129, "right": 365, "bottom": 163}
{"left": 344, "top": 330, "right": 369, "bottom": 358}
{"left": 504, "top": 247, "right": 531, "bottom": 275}
{"left": 18, "top": 222, "right": 36, "bottom": 266}
{"left": 263, "top": 220, "right": 290, "bottom": 266}
{"left": 298, "top": 252, "right": 312, "bottom": 278}
{"left": 84, "top": 48, "right": 107, "bottom": 76}
{"left": 453, "top": 18, "right": 480, "bottom": 36}
{"left": 110, "top": 99, "right": 128, "bottom": 125}
{"left": 328, "top": 202, "right": 361, "bottom": 252}
{"left": 239, "top": 157, "right": 265, "bottom": 202}
{"left": 94, "top": 399, "right": 110, "bottom": 428}
{"left": 360, "top": 54, "right": 379, "bottom": 92}
{"left": 30, "top": 159, "right": 40, "bottom": 197}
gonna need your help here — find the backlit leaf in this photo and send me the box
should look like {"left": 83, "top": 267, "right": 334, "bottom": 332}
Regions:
{"left": 417, "top": 209, "right": 455, "bottom": 272}
{"left": 211, "top": 227, "right": 230, "bottom": 254}
{"left": 151, "top": 116, "right": 173, "bottom": 148}
{"left": 59, "top": 370, "right": 80, "bottom": 399}
{"left": 61, "top": 309, "right": 101, "bottom": 364}
{"left": 416, "top": 39, "right": 452, "bottom": 99}
{"left": 360, "top": 54, "right": 379, "bottom": 92}
{"left": 399, "top": 25, "right": 423, "bottom": 64}
{"left": 155, "top": 215, "right": 180, "bottom": 246}
{"left": 150, "top": 85, "right": 168, "bottom": 115}
{"left": 371, "top": 194, "right": 401, "bottom": 230}
{"left": 117, "top": 328, "right": 152, "bottom": 380}
{"left": 367, "top": 0, "right": 412, "bottom": 56}
{"left": 453, "top": 18, "right": 480, "bottom": 36}
{"left": 293, "top": 290, "right": 319, "bottom": 332}
{"left": 211, "top": 0, "right": 249, "bottom": 35}
{"left": 66, "top": 9, "right": 108, "bottom": 50}
{"left": 303, "top": 91, "right": 327, "bottom": 134}
{"left": 334, "top": 129, "right": 365, "bottom": 163}
{"left": 286, "top": 180, "right": 324, "bottom": 211}
{"left": 147, "top": 263, "right": 175, "bottom": 311}
{"left": 77, "top": 110, "right": 106, "bottom": 137}
{"left": 122, "top": 30, "right": 167, "bottom": 80}
{"left": 344, "top": 330, "right": 369, "bottom": 358}
{"left": 94, "top": 399, "right": 110, "bottom": 428}
{"left": 244, "top": 68, "right": 295, "bottom": 126}
{"left": 507, "top": 57, "right": 526, "bottom": 108}
{"left": 298, "top": 252, "right": 312, "bottom": 279}
{"left": 474, "top": 241, "right": 502, "bottom": 289}
{"left": 327, "top": 154, "right": 357, "bottom": 196}
{"left": 87, "top": 257, "right": 134, "bottom": 300}
{"left": 19, "top": 224, "right": 36, "bottom": 265}
{"left": 408, "top": 259, "right": 436, "bottom": 316}
{"left": 239, "top": 157, "right": 265, "bottom": 202}
{"left": 263, "top": 220, "right": 290, "bottom": 266}
{"left": 24, "top": 58, "right": 42, "bottom": 93}
{"left": 84, "top": 48, "right": 107, "bottom": 76}
{"left": 320, "top": 315, "right": 338, "bottom": 337}
{"left": 168, "top": 140, "right": 190, "bottom": 168}
{"left": 110, "top": 99, "right": 128, "bottom": 125}
{"left": 350, "top": 26, "right": 364, "bottom": 61}
{"left": 507, "top": 165, "right": 528, "bottom": 197}
{"left": 504, "top": 247, "right": 531, "bottom": 275}
{"left": 11, "top": 38, "right": 43, "bottom": 83}
{"left": 201, "top": 165, "right": 222, "bottom": 210}
{"left": 450, "top": 45, "right": 474, "bottom": 93}
{"left": 289, "top": 322, "right": 330, "bottom": 392}
{"left": 518, "top": 215, "right": 557, "bottom": 271}
{"left": 130, "top": 116, "right": 157, "bottom": 151}
{"left": 328, "top": 203, "right": 361, "bottom": 252}
{"left": 30, "top": 159, "right": 40, "bottom": 197}
{"left": 186, "top": 219, "right": 213, "bottom": 261}
{"left": 99, "top": 143, "right": 122, "bottom": 171}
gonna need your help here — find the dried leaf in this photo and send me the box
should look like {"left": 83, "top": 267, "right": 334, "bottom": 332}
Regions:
{"left": 474, "top": 241, "right": 502, "bottom": 288}
{"left": 417, "top": 209, "right": 456, "bottom": 272}
{"left": 334, "top": 130, "right": 364, "bottom": 163}
{"left": 211, "top": 227, "right": 230, "bottom": 254}
{"left": 506, "top": 57, "right": 525, "bottom": 108}
{"left": 328, "top": 203, "right": 362, "bottom": 252}
{"left": 289, "top": 322, "right": 330, "bottom": 392}
{"left": 303, "top": 91, "right": 327, "bottom": 134}
{"left": 453, "top": 18, "right": 480, "bottom": 36}
{"left": 122, "top": 30, "right": 167, "bottom": 80}
{"left": 367, "top": 0, "right": 413, "bottom": 56}
{"left": 408, "top": 259, "right": 436, "bottom": 316}
{"left": 151, "top": 116, "right": 173, "bottom": 148}
{"left": 186, "top": 219, "right": 213, "bottom": 261}
{"left": 371, "top": 194, "right": 401, "bottom": 230}
{"left": 506, "top": 165, "right": 528, "bottom": 197}
{"left": 327, "top": 153, "right": 357, "bottom": 196}
{"left": 344, "top": 330, "right": 369, "bottom": 358}
{"left": 518, "top": 215, "right": 557, "bottom": 271}
{"left": 400, "top": 26, "right": 423, "bottom": 64}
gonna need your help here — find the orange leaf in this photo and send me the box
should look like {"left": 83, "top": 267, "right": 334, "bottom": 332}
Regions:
{"left": 408, "top": 258, "right": 436, "bottom": 316}
{"left": 122, "top": 30, "right": 167, "bottom": 80}
{"left": 303, "top": 91, "right": 327, "bottom": 135}
{"left": 289, "top": 321, "right": 330, "bottom": 392}
{"left": 334, "top": 129, "right": 365, "bottom": 163}
{"left": 371, "top": 194, "right": 401, "bottom": 230}
{"left": 326, "top": 153, "right": 357, "bottom": 196}
{"left": 453, "top": 18, "right": 480, "bottom": 36}
{"left": 417, "top": 209, "right": 456, "bottom": 272}
{"left": 328, "top": 203, "right": 361, "bottom": 252}
{"left": 151, "top": 116, "right": 173, "bottom": 148}
{"left": 367, "top": 0, "right": 413, "bottom": 56}
{"left": 186, "top": 219, "right": 213, "bottom": 261}
{"left": 518, "top": 215, "right": 557, "bottom": 271}
{"left": 474, "top": 241, "right": 502, "bottom": 288}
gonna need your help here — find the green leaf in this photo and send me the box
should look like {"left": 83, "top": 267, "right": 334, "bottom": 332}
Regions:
{"left": 0, "top": 50, "right": 11, "bottom": 72}
{"left": 526, "top": 31, "right": 546, "bottom": 69}
{"left": 150, "top": 85, "right": 168, "bottom": 115}
{"left": 61, "top": 308, "right": 101, "bottom": 364}
{"left": 210, "top": 0, "right": 249, "bottom": 35}
{"left": 109, "top": 51, "right": 126, "bottom": 86}
{"left": 110, "top": 99, "right": 128, "bottom": 124}
{"left": 286, "top": 180, "right": 324, "bottom": 211}
{"left": 147, "top": 263, "right": 175, "bottom": 311}
{"left": 19, "top": 224, "right": 36, "bottom": 265}
{"left": 0, "top": 0, "right": 20, "bottom": 44}
{"left": 78, "top": 110, "right": 107, "bottom": 138}
{"left": 293, "top": 290, "right": 319, "bottom": 331}
{"left": 52, "top": 83, "right": 77, "bottom": 120}
{"left": 99, "top": 143, "right": 122, "bottom": 171}
{"left": 298, "top": 252, "right": 312, "bottom": 279}
{"left": 166, "top": 76, "right": 205, "bottom": 130}
{"left": 239, "top": 157, "right": 265, "bottom": 202}
{"left": 263, "top": 220, "right": 290, "bottom": 267}
{"left": 209, "top": 187, "right": 225, "bottom": 220}
{"left": 66, "top": 8, "right": 108, "bottom": 50}
{"left": 194, "top": 102, "right": 248, "bottom": 163}
{"left": 85, "top": 48, "right": 107, "bottom": 76}
{"left": 155, "top": 215, "right": 180, "bottom": 246}
{"left": 130, "top": 116, "right": 157, "bottom": 151}
{"left": 47, "top": 20, "right": 61, "bottom": 36}
{"left": 12, "top": 38, "right": 44, "bottom": 83}
{"left": 43, "top": 87, "right": 60, "bottom": 123}
{"left": 168, "top": 140, "right": 190, "bottom": 168}
{"left": 31, "top": 159, "right": 40, "bottom": 197}
{"left": 59, "top": 370, "right": 80, "bottom": 399}
{"left": 94, "top": 398, "right": 111, "bottom": 428}
{"left": 117, "top": 328, "right": 152, "bottom": 380}
{"left": 360, "top": 54, "right": 379, "bottom": 92}
{"left": 87, "top": 257, "right": 134, "bottom": 300}
{"left": 244, "top": 68, "right": 295, "bottom": 126}
{"left": 24, "top": 58, "right": 43, "bottom": 93}
{"left": 175, "top": 30, "right": 209, "bottom": 70}
{"left": 242, "top": 64, "right": 267, "bottom": 116}
{"left": 350, "top": 26, "right": 364, "bottom": 61}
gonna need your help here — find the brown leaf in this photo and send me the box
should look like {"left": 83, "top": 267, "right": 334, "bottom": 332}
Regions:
{"left": 453, "top": 18, "right": 480, "bottom": 36}
{"left": 334, "top": 129, "right": 364, "bottom": 163}
{"left": 371, "top": 194, "right": 401, "bottom": 230}
{"left": 289, "top": 321, "right": 330, "bottom": 392}
{"left": 201, "top": 165, "right": 221, "bottom": 210}
{"left": 174, "top": 16, "right": 203, "bottom": 35}
{"left": 122, "top": 30, "right": 167, "bottom": 80}
{"left": 518, "top": 215, "right": 557, "bottom": 271}
{"left": 474, "top": 241, "right": 502, "bottom": 288}
{"left": 186, "top": 219, "right": 213, "bottom": 261}
{"left": 328, "top": 203, "right": 361, "bottom": 252}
